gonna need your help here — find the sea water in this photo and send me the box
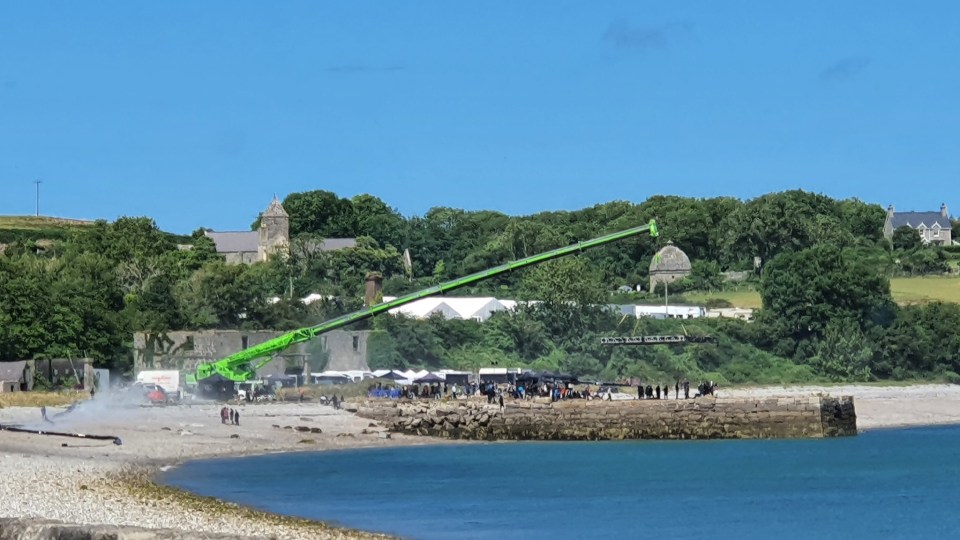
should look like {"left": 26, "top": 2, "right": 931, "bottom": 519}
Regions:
{"left": 161, "top": 425, "right": 960, "bottom": 539}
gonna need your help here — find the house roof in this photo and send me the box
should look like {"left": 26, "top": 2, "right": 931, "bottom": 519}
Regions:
{"left": 204, "top": 231, "right": 259, "bottom": 253}
{"left": 890, "top": 212, "right": 951, "bottom": 229}
{"left": 204, "top": 232, "right": 358, "bottom": 254}
{"left": 317, "top": 238, "right": 358, "bottom": 250}
{"left": 0, "top": 361, "right": 26, "bottom": 382}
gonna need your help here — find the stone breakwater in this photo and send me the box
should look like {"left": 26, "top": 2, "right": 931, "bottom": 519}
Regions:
{"left": 352, "top": 396, "right": 857, "bottom": 440}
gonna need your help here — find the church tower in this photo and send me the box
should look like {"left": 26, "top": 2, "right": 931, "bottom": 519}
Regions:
{"left": 257, "top": 197, "right": 290, "bottom": 261}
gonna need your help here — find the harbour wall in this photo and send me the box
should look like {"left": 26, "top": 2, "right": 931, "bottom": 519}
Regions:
{"left": 352, "top": 395, "right": 857, "bottom": 440}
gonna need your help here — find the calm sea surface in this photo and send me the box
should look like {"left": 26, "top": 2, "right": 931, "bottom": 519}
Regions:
{"left": 161, "top": 426, "right": 960, "bottom": 540}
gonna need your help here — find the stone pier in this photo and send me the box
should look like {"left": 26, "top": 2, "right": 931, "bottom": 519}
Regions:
{"left": 352, "top": 396, "right": 857, "bottom": 440}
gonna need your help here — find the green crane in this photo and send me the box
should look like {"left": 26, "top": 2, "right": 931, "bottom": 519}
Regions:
{"left": 188, "top": 219, "right": 658, "bottom": 390}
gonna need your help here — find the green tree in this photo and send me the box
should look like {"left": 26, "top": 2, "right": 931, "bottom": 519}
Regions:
{"left": 520, "top": 257, "right": 607, "bottom": 305}
{"left": 559, "top": 352, "right": 603, "bottom": 379}
{"left": 891, "top": 226, "right": 922, "bottom": 251}
{"left": 758, "top": 245, "right": 894, "bottom": 358}
{"left": 809, "top": 320, "right": 873, "bottom": 381}
{"left": 277, "top": 190, "right": 357, "bottom": 237}
{"left": 351, "top": 194, "right": 407, "bottom": 249}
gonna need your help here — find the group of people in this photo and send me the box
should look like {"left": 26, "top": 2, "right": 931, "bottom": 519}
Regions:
{"left": 635, "top": 379, "right": 718, "bottom": 400}
{"left": 219, "top": 406, "right": 240, "bottom": 426}
{"left": 636, "top": 381, "right": 683, "bottom": 400}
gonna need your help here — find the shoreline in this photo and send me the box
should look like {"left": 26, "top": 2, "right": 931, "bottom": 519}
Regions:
{"left": 0, "top": 399, "right": 443, "bottom": 539}
{"left": 2, "top": 384, "right": 960, "bottom": 538}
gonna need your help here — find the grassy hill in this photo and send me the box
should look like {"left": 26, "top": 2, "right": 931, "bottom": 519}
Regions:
{"left": 0, "top": 215, "right": 94, "bottom": 243}
{"left": 0, "top": 215, "right": 94, "bottom": 230}
{"left": 682, "top": 276, "right": 960, "bottom": 309}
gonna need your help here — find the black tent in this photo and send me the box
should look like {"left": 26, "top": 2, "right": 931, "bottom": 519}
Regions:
{"left": 443, "top": 373, "right": 470, "bottom": 386}
{"left": 377, "top": 371, "right": 408, "bottom": 381}
{"left": 414, "top": 373, "right": 445, "bottom": 384}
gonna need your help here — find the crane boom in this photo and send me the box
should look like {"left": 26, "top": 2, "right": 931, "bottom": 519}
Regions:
{"left": 190, "top": 219, "right": 658, "bottom": 385}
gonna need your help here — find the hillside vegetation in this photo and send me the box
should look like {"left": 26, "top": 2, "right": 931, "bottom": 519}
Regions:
{"left": 0, "top": 215, "right": 94, "bottom": 243}
{"left": 1, "top": 190, "right": 959, "bottom": 386}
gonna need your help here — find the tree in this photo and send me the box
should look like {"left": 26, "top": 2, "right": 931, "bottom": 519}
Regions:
{"left": 559, "top": 352, "right": 603, "bottom": 379}
{"left": 277, "top": 190, "right": 357, "bottom": 237}
{"left": 718, "top": 190, "right": 860, "bottom": 269}
{"left": 891, "top": 226, "right": 922, "bottom": 251}
{"left": 351, "top": 194, "right": 407, "bottom": 249}
{"left": 758, "top": 245, "right": 894, "bottom": 357}
{"left": 809, "top": 320, "right": 873, "bottom": 381}
{"left": 520, "top": 257, "right": 607, "bottom": 305}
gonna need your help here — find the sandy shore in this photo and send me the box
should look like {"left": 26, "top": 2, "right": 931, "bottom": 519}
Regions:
{"left": 2, "top": 384, "right": 959, "bottom": 538}
{"left": 721, "top": 383, "right": 960, "bottom": 429}
{"left": 0, "top": 395, "right": 439, "bottom": 539}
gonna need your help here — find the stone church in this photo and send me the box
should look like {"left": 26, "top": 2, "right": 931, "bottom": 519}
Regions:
{"left": 204, "top": 198, "right": 356, "bottom": 264}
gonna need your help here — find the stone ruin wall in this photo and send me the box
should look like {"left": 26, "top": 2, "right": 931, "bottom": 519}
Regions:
{"left": 352, "top": 395, "right": 857, "bottom": 440}
{"left": 132, "top": 329, "right": 371, "bottom": 378}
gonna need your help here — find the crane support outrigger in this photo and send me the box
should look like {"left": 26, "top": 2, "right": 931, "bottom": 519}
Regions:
{"left": 188, "top": 220, "right": 658, "bottom": 392}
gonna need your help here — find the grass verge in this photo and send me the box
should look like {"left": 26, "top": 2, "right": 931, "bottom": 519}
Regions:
{"left": 0, "top": 391, "right": 83, "bottom": 408}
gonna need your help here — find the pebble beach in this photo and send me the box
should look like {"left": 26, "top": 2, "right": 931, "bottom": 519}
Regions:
{"left": 2, "top": 384, "right": 959, "bottom": 538}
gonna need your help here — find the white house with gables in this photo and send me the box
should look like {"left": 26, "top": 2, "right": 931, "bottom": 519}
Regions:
{"left": 884, "top": 203, "right": 953, "bottom": 246}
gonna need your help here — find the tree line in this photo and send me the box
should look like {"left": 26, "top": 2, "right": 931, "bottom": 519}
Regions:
{"left": 0, "top": 189, "right": 958, "bottom": 384}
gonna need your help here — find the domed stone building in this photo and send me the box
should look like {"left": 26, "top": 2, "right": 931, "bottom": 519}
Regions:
{"left": 649, "top": 241, "right": 692, "bottom": 292}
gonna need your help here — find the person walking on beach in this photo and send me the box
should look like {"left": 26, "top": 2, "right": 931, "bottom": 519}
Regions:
{"left": 498, "top": 393, "right": 505, "bottom": 413}
{"left": 234, "top": 409, "right": 240, "bottom": 426}
{"left": 663, "top": 384, "right": 669, "bottom": 400}
{"left": 675, "top": 381, "right": 680, "bottom": 400}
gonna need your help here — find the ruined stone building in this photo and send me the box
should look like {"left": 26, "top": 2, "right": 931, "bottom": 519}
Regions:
{"left": 133, "top": 329, "right": 371, "bottom": 379}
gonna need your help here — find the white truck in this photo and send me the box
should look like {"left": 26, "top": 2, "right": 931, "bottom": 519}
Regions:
{"left": 135, "top": 370, "right": 183, "bottom": 401}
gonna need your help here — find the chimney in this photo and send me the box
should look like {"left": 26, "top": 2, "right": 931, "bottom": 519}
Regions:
{"left": 941, "top": 203, "right": 948, "bottom": 218}
{"left": 887, "top": 204, "right": 895, "bottom": 218}
{"left": 364, "top": 272, "right": 383, "bottom": 306}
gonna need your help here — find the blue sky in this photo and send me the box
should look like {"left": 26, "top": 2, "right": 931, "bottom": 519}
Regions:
{"left": 1, "top": 2, "right": 957, "bottom": 234}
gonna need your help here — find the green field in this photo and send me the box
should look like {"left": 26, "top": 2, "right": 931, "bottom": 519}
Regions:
{"left": 682, "top": 276, "right": 960, "bottom": 308}
{"left": 890, "top": 276, "right": 960, "bottom": 304}
{"left": 0, "top": 215, "right": 94, "bottom": 230}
